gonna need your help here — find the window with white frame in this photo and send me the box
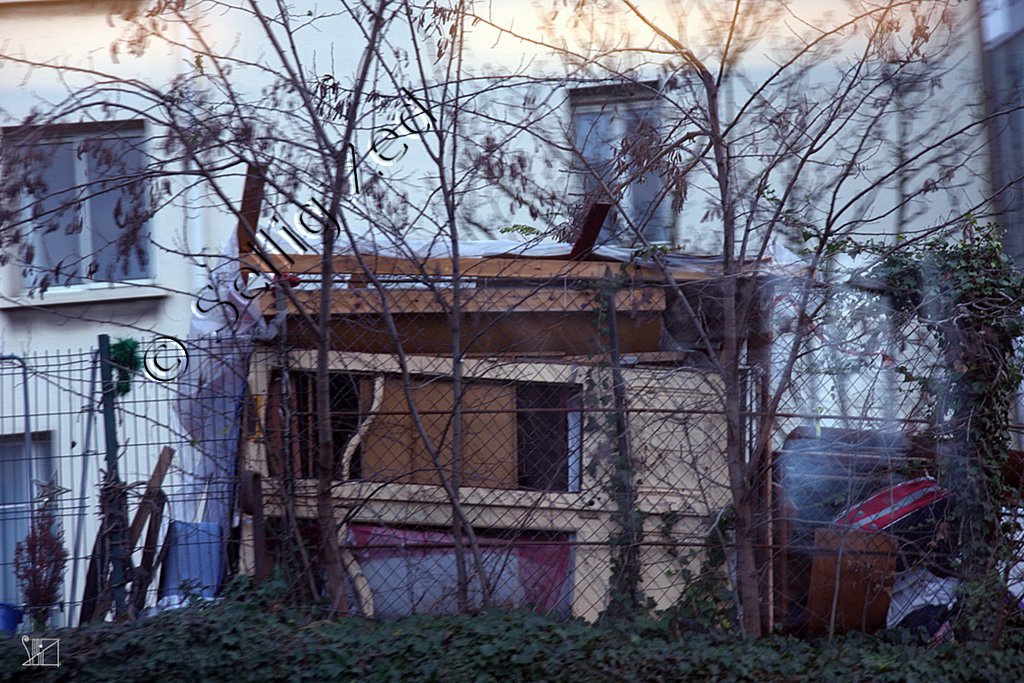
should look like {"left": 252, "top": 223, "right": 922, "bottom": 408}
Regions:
{"left": 570, "top": 83, "right": 673, "bottom": 246}
{"left": 2, "top": 122, "right": 151, "bottom": 291}
{"left": 0, "top": 434, "right": 52, "bottom": 605}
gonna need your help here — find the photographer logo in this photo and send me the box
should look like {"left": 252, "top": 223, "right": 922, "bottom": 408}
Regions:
{"left": 22, "top": 636, "right": 60, "bottom": 667}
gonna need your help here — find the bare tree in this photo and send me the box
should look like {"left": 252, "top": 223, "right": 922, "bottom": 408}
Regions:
{"left": 3, "top": 0, "right": 1018, "bottom": 636}
{"left": 0, "top": 0, "right": 579, "bottom": 617}
{"left": 445, "top": 0, "right": 1006, "bottom": 635}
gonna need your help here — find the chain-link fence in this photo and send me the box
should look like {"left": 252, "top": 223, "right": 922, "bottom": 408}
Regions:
{"left": 242, "top": 345, "right": 732, "bottom": 620}
{"left": 2, "top": 260, "right": 1023, "bottom": 638}
{"left": 232, "top": 257, "right": 740, "bottom": 622}
{"left": 771, "top": 280, "right": 1024, "bottom": 638}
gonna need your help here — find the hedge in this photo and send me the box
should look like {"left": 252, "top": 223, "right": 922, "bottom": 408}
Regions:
{"left": 2, "top": 584, "right": 1023, "bottom": 682}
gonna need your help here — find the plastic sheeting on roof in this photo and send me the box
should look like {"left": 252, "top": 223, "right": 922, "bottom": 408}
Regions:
{"left": 332, "top": 234, "right": 803, "bottom": 277}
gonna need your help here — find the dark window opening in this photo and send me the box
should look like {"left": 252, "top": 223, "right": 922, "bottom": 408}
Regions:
{"left": 517, "top": 384, "right": 581, "bottom": 492}
{"left": 292, "top": 371, "right": 362, "bottom": 479}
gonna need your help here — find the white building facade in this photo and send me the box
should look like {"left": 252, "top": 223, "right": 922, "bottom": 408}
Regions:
{"left": 0, "top": 0, "right": 996, "bottom": 626}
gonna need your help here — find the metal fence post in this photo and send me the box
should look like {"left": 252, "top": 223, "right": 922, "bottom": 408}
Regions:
{"left": 98, "top": 334, "right": 129, "bottom": 618}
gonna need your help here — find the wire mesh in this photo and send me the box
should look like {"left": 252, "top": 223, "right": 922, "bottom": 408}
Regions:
{"left": 0, "top": 268, "right": 1021, "bottom": 639}
{"left": 770, "top": 281, "right": 1024, "bottom": 638}
{"left": 0, "top": 337, "right": 248, "bottom": 628}
{"left": 245, "top": 337, "right": 733, "bottom": 621}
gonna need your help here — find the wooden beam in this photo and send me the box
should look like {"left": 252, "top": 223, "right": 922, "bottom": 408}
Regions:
{"left": 236, "top": 164, "right": 267, "bottom": 283}
{"left": 261, "top": 287, "right": 665, "bottom": 316}
{"left": 241, "top": 253, "right": 705, "bottom": 282}
{"left": 128, "top": 446, "right": 174, "bottom": 546}
{"left": 92, "top": 447, "right": 175, "bottom": 621}
{"left": 130, "top": 489, "right": 166, "bottom": 613}
{"left": 568, "top": 202, "right": 611, "bottom": 260}
{"left": 236, "top": 165, "right": 267, "bottom": 253}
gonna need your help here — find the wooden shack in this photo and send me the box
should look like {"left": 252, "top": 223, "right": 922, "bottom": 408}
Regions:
{"left": 233, "top": 246, "right": 751, "bottom": 620}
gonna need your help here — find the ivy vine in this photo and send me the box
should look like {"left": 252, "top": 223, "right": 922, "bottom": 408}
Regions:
{"left": 582, "top": 275, "right": 648, "bottom": 620}
{"left": 855, "top": 220, "right": 1024, "bottom": 641}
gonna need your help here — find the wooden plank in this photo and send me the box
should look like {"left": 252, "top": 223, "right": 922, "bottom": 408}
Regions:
{"left": 236, "top": 164, "right": 267, "bottom": 284}
{"left": 262, "top": 287, "right": 665, "bottom": 316}
{"left": 264, "top": 371, "right": 302, "bottom": 478}
{"left": 245, "top": 361, "right": 271, "bottom": 476}
{"left": 461, "top": 382, "right": 517, "bottom": 489}
{"left": 568, "top": 203, "right": 611, "bottom": 260}
{"left": 128, "top": 447, "right": 175, "bottom": 546}
{"left": 78, "top": 519, "right": 111, "bottom": 624}
{"left": 238, "top": 471, "right": 269, "bottom": 584}
{"left": 130, "top": 489, "right": 167, "bottom": 613}
{"left": 88, "top": 448, "right": 175, "bottom": 621}
{"left": 241, "top": 253, "right": 702, "bottom": 282}
{"left": 360, "top": 378, "right": 517, "bottom": 489}
{"left": 258, "top": 477, "right": 606, "bottom": 519}
{"left": 804, "top": 528, "right": 896, "bottom": 636}
{"left": 360, "top": 377, "right": 415, "bottom": 483}
{"left": 283, "top": 312, "right": 663, "bottom": 355}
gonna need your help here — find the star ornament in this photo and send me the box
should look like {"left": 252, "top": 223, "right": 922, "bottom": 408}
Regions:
{"left": 33, "top": 477, "right": 71, "bottom": 510}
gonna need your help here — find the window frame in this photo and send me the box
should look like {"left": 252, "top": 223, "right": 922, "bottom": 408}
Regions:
{"left": 0, "top": 433, "right": 53, "bottom": 605}
{"left": 2, "top": 120, "right": 154, "bottom": 294}
{"left": 269, "top": 369, "right": 584, "bottom": 494}
{"left": 568, "top": 83, "right": 674, "bottom": 246}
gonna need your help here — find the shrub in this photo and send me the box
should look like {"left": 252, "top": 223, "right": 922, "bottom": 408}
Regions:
{"left": 2, "top": 580, "right": 1023, "bottom": 682}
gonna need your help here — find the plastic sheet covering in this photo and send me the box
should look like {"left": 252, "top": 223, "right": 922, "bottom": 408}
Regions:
{"left": 158, "top": 521, "right": 223, "bottom": 600}
{"left": 330, "top": 231, "right": 799, "bottom": 276}
{"left": 174, "top": 239, "right": 274, "bottom": 530}
{"left": 348, "top": 524, "right": 573, "bottom": 617}
{"left": 886, "top": 567, "right": 959, "bottom": 629}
